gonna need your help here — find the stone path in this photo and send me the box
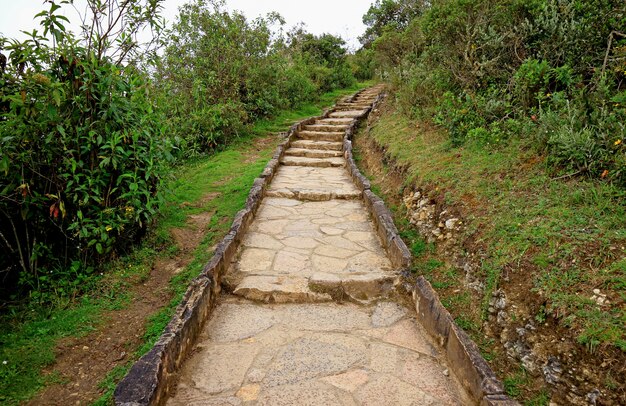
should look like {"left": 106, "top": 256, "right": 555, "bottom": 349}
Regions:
{"left": 166, "top": 87, "right": 471, "bottom": 405}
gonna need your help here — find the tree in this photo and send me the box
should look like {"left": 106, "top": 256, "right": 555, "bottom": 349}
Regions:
{"left": 360, "top": 0, "right": 426, "bottom": 46}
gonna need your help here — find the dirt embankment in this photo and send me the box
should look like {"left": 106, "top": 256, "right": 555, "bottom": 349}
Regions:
{"left": 353, "top": 97, "right": 625, "bottom": 405}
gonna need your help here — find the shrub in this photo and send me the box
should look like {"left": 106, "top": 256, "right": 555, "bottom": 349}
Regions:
{"left": 434, "top": 92, "right": 486, "bottom": 146}
{"left": 157, "top": 0, "right": 356, "bottom": 155}
{"left": 363, "top": 0, "right": 626, "bottom": 186}
{"left": 539, "top": 98, "right": 626, "bottom": 184}
{"left": 280, "top": 64, "right": 317, "bottom": 106}
{"left": 348, "top": 48, "right": 375, "bottom": 81}
{"left": 168, "top": 101, "right": 249, "bottom": 155}
{"left": 0, "top": 1, "right": 167, "bottom": 298}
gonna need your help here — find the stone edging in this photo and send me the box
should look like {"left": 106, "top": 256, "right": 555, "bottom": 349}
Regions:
{"left": 114, "top": 87, "right": 517, "bottom": 405}
{"left": 342, "top": 91, "right": 520, "bottom": 406}
{"left": 114, "top": 103, "right": 339, "bottom": 406}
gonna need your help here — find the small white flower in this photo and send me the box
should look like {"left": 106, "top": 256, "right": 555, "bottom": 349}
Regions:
{"left": 2, "top": 360, "right": 7, "bottom": 365}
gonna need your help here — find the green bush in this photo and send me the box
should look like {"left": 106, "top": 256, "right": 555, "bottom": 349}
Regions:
{"left": 280, "top": 64, "right": 317, "bottom": 106}
{"left": 183, "top": 102, "right": 249, "bottom": 153}
{"left": 348, "top": 48, "right": 375, "bottom": 81}
{"left": 538, "top": 96, "right": 626, "bottom": 182}
{"left": 157, "top": 0, "right": 356, "bottom": 155}
{"left": 434, "top": 92, "right": 486, "bottom": 146}
{"left": 363, "top": 0, "right": 626, "bottom": 185}
{"left": 0, "top": 1, "right": 167, "bottom": 299}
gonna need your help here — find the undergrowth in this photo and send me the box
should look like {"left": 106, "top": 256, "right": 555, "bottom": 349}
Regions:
{"left": 0, "top": 83, "right": 369, "bottom": 405}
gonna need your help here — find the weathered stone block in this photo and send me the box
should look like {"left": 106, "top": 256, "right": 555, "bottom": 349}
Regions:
{"left": 354, "top": 173, "right": 371, "bottom": 192}
{"left": 481, "top": 395, "right": 521, "bottom": 405}
{"left": 388, "top": 236, "right": 411, "bottom": 269}
{"left": 446, "top": 320, "right": 504, "bottom": 400}
{"left": 413, "top": 277, "right": 453, "bottom": 346}
{"left": 201, "top": 252, "right": 224, "bottom": 284}
{"left": 215, "top": 231, "right": 237, "bottom": 266}
{"left": 114, "top": 345, "right": 164, "bottom": 405}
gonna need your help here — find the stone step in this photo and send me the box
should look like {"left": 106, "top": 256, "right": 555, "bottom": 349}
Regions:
{"left": 297, "top": 131, "right": 344, "bottom": 142}
{"left": 265, "top": 188, "right": 361, "bottom": 201}
{"left": 329, "top": 110, "right": 368, "bottom": 118}
{"left": 232, "top": 272, "right": 396, "bottom": 304}
{"left": 317, "top": 117, "right": 354, "bottom": 125}
{"left": 303, "top": 124, "right": 348, "bottom": 133}
{"left": 227, "top": 197, "right": 396, "bottom": 303}
{"left": 280, "top": 155, "right": 344, "bottom": 168}
{"left": 335, "top": 103, "right": 372, "bottom": 109}
{"left": 233, "top": 276, "right": 333, "bottom": 303}
{"left": 334, "top": 105, "right": 371, "bottom": 111}
{"left": 266, "top": 166, "right": 361, "bottom": 201}
{"left": 290, "top": 140, "right": 343, "bottom": 151}
{"left": 285, "top": 148, "right": 343, "bottom": 158}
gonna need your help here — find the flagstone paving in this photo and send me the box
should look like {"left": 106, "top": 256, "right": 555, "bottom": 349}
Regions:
{"left": 166, "top": 86, "right": 471, "bottom": 405}
{"left": 168, "top": 300, "right": 471, "bottom": 406}
{"left": 228, "top": 198, "right": 393, "bottom": 303}
{"left": 266, "top": 167, "right": 361, "bottom": 201}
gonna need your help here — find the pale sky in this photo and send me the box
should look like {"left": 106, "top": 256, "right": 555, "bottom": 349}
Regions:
{"left": 0, "top": 0, "right": 371, "bottom": 50}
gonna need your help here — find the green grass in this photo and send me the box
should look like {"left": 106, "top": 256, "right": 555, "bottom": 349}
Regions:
{"left": 361, "top": 106, "right": 625, "bottom": 352}
{"left": 353, "top": 100, "right": 625, "bottom": 402}
{"left": 504, "top": 367, "right": 530, "bottom": 398}
{"left": 0, "top": 83, "right": 370, "bottom": 406}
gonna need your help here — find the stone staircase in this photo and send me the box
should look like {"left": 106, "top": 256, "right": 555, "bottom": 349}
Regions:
{"left": 163, "top": 86, "right": 474, "bottom": 405}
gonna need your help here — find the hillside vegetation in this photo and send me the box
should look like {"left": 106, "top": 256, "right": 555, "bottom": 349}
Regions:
{"left": 354, "top": 0, "right": 625, "bottom": 404}
{"left": 0, "top": 0, "right": 357, "bottom": 303}
{"left": 0, "top": 0, "right": 365, "bottom": 402}
{"left": 359, "top": 0, "right": 625, "bottom": 182}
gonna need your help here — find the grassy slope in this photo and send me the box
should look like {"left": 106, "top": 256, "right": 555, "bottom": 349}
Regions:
{"left": 354, "top": 101, "right": 625, "bottom": 402}
{"left": 0, "top": 82, "right": 370, "bottom": 405}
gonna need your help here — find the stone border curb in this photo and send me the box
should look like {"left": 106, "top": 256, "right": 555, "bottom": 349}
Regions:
{"left": 114, "top": 103, "right": 339, "bottom": 406}
{"left": 114, "top": 87, "right": 518, "bottom": 406}
{"left": 342, "top": 90, "right": 520, "bottom": 406}
{"left": 342, "top": 92, "right": 412, "bottom": 271}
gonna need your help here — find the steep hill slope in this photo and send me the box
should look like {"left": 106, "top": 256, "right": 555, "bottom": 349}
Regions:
{"left": 354, "top": 95, "right": 625, "bottom": 405}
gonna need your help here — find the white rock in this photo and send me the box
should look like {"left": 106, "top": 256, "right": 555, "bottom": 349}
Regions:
{"left": 445, "top": 218, "right": 459, "bottom": 229}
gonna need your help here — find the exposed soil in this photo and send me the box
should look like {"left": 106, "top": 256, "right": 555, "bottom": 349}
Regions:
{"left": 243, "top": 135, "right": 281, "bottom": 164}
{"left": 28, "top": 198, "right": 218, "bottom": 406}
{"left": 353, "top": 98, "right": 626, "bottom": 405}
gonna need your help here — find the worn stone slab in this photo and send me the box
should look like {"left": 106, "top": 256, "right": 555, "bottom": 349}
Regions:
{"left": 355, "top": 374, "right": 440, "bottom": 406}
{"left": 280, "top": 155, "right": 345, "bottom": 168}
{"left": 263, "top": 336, "right": 366, "bottom": 386}
{"left": 290, "top": 140, "right": 343, "bottom": 151}
{"left": 335, "top": 104, "right": 373, "bottom": 111}
{"left": 284, "top": 148, "right": 343, "bottom": 158}
{"left": 317, "top": 117, "right": 354, "bottom": 125}
{"left": 329, "top": 110, "right": 368, "bottom": 118}
{"left": 167, "top": 301, "right": 471, "bottom": 406}
{"left": 233, "top": 275, "right": 333, "bottom": 303}
{"left": 297, "top": 130, "right": 344, "bottom": 142}
{"left": 303, "top": 124, "right": 349, "bottom": 132}
{"left": 372, "top": 302, "right": 408, "bottom": 327}
{"left": 266, "top": 166, "right": 360, "bottom": 201}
